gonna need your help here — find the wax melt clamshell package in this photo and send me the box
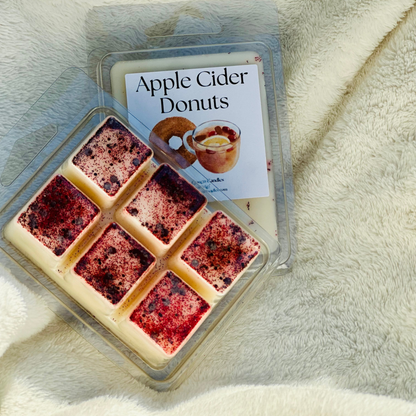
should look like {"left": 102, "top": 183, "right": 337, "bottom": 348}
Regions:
{"left": 0, "top": 0, "right": 295, "bottom": 391}
{"left": 87, "top": 0, "right": 295, "bottom": 259}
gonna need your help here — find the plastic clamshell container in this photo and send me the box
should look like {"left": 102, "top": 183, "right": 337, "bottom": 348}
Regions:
{"left": 0, "top": 60, "right": 293, "bottom": 389}
{"left": 87, "top": 0, "right": 296, "bottom": 263}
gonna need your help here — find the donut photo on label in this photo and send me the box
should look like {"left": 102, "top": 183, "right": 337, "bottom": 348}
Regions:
{"left": 149, "top": 117, "right": 197, "bottom": 169}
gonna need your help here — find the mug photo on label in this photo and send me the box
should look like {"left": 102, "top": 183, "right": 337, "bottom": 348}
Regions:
{"left": 184, "top": 120, "right": 241, "bottom": 174}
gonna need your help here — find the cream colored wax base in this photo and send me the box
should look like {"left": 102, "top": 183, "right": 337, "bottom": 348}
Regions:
{"left": 110, "top": 52, "right": 278, "bottom": 239}
{"left": 5, "top": 213, "right": 170, "bottom": 367}
{"left": 55, "top": 273, "right": 167, "bottom": 368}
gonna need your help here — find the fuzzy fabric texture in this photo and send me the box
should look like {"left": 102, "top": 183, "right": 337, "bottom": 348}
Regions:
{"left": 0, "top": 267, "right": 52, "bottom": 358}
{"left": 2, "top": 0, "right": 416, "bottom": 414}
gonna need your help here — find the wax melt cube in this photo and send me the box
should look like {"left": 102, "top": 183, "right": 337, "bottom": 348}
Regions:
{"left": 61, "top": 116, "right": 153, "bottom": 209}
{"left": 126, "top": 270, "right": 210, "bottom": 358}
{"left": 68, "top": 222, "right": 156, "bottom": 315}
{"left": 170, "top": 211, "right": 261, "bottom": 302}
{"left": 4, "top": 174, "right": 100, "bottom": 270}
{"left": 116, "top": 164, "right": 207, "bottom": 256}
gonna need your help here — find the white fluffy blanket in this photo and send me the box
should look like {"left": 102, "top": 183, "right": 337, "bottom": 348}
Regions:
{"left": 2, "top": 0, "right": 416, "bottom": 414}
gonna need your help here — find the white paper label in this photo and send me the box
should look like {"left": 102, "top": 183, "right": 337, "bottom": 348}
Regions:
{"left": 125, "top": 64, "right": 269, "bottom": 200}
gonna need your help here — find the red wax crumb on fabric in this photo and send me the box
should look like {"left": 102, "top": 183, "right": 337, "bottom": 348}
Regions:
{"left": 130, "top": 271, "right": 210, "bottom": 355}
{"left": 181, "top": 211, "right": 261, "bottom": 293}
{"left": 126, "top": 164, "right": 206, "bottom": 245}
{"left": 74, "top": 223, "right": 155, "bottom": 305}
{"left": 72, "top": 117, "right": 152, "bottom": 197}
{"left": 18, "top": 175, "right": 99, "bottom": 257}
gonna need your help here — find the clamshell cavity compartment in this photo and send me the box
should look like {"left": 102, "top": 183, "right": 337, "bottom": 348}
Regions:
{"left": 68, "top": 222, "right": 156, "bottom": 316}
{"left": 169, "top": 210, "right": 261, "bottom": 303}
{"left": 4, "top": 174, "right": 101, "bottom": 273}
{"left": 119, "top": 270, "right": 211, "bottom": 365}
{"left": 116, "top": 163, "right": 207, "bottom": 257}
{"left": 61, "top": 116, "right": 153, "bottom": 209}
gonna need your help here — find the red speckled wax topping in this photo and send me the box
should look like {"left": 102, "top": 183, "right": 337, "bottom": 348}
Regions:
{"left": 126, "top": 164, "right": 206, "bottom": 245}
{"left": 74, "top": 223, "right": 155, "bottom": 305}
{"left": 73, "top": 117, "right": 152, "bottom": 197}
{"left": 18, "top": 175, "right": 99, "bottom": 257}
{"left": 130, "top": 270, "right": 210, "bottom": 355}
{"left": 181, "top": 211, "right": 261, "bottom": 293}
